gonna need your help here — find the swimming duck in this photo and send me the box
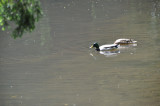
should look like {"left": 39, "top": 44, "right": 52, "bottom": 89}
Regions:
{"left": 114, "top": 38, "right": 137, "bottom": 44}
{"left": 90, "top": 42, "right": 119, "bottom": 51}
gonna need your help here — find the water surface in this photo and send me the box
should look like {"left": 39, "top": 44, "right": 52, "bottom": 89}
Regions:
{"left": 1, "top": 0, "right": 160, "bottom": 106}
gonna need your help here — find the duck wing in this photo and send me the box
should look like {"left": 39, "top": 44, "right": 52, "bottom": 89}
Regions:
{"left": 100, "top": 44, "right": 118, "bottom": 50}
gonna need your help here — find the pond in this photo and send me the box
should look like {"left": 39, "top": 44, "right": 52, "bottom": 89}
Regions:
{"left": 1, "top": 0, "right": 160, "bottom": 106}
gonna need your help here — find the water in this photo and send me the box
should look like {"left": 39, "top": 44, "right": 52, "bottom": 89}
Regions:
{"left": 1, "top": 0, "right": 160, "bottom": 106}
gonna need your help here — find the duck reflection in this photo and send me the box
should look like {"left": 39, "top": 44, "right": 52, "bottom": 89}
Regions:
{"left": 99, "top": 49, "right": 120, "bottom": 57}
{"left": 89, "top": 49, "right": 120, "bottom": 58}
{"left": 118, "top": 44, "right": 137, "bottom": 52}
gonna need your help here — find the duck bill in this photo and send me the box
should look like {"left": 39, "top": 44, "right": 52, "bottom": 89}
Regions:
{"left": 90, "top": 45, "right": 93, "bottom": 48}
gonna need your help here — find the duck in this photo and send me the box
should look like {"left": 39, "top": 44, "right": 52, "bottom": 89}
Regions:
{"left": 90, "top": 42, "right": 119, "bottom": 51}
{"left": 114, "top": 38, "right": 137, "bottom": 45}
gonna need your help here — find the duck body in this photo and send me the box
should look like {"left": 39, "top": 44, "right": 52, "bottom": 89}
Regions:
{"left": 99, "top": 44, "right": 119, "bottom": 51}
{"left": 114, "top": 38, "right": 137, "bottom": 45}
{"left": 90, "top": 42, "right": 118, "bottom": 51}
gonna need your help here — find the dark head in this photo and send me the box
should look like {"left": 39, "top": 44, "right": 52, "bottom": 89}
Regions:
{"left": 90, "top": 42, "right": 100, "bottom": 51}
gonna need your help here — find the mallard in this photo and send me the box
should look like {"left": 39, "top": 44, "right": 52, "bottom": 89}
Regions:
{"left": 90, "top": 42, "right": 119, "bottom": 51}
{"left": 114, "top": 38, "right": 137, "bottom": 44}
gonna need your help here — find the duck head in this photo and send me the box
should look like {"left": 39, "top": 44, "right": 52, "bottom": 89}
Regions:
{"left": 90, "top": 42, "right": 100, "bottom": 51}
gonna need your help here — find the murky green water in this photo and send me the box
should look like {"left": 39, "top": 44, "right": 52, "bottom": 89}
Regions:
{"left": 1, "top": 0, "right": 160, "bottom": 106}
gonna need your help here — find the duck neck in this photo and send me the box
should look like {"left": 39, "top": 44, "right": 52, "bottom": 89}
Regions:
{"left": 96, "top": 47, "right": 100, "bottom": 51}
{"left": 94, "top": 43, "right": 100, "bottom": 51}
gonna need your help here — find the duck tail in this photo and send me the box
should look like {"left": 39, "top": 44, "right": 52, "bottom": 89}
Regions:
{"left": 133, "top": 41, "right": 137, "bottom": 43}
{"left": 115, "top": 44, "right": 119, "bottom": 48}
{"left": 130, "top": 39, "right": 137, "bottom": 43}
